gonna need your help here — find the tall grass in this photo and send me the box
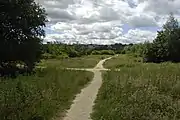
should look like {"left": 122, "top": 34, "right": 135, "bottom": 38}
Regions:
{"left": 103, "top": 54, "right": 142, "bottom": 69}
{"left": 0, "top": 67, "right": 93, "bottom": 120}
{"left": 39, "top": 55, "right": 111, "bottom": 69}
{"left": 92, "top": 55, "right": 180, "bottom": 120}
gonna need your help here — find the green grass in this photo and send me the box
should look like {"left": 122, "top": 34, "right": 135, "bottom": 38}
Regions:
{"left": 103, "top": 54, "right": 142, "bottom": 69}
{"left": 39, "top": 55, "right": 111, "bottom": 69}
{"left": 0, "top": 66, "right": 93, "bottom": 120}
{"left": 92, "top": 54, "right": 180, "bottom": 120}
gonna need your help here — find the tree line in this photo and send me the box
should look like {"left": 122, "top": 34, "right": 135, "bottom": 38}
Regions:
{"left": 42, "top": 42, "right": 125, "bottom": 59}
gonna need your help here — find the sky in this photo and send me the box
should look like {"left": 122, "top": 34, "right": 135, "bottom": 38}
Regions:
{"left": 35, "top": 0, "right": 180, "bottom": 45}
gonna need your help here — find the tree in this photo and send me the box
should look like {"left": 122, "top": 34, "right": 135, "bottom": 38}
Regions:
{"left": 162, "top": 13, "right": 180, "bottom": 62}
{"left": 144, "top": 13, "right": 180, "bottom": 63}
{"left": 163, "top": 12, "right": 179, "bottom": 32}
{"left": 163, "top": 13, "right": 180, "bottom": 62}
{"left": 0, "top": 0, "right": 47, "bottom": 73}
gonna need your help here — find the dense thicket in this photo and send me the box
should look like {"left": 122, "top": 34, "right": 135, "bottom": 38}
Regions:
{"left": 0, "top": 0, "right": 47, "bottom": 74}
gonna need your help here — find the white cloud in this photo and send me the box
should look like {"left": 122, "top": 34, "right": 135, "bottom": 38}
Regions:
{"left": 45, "top": 28, "right": 156, "bottom": 44}
{"left": 128, "top": 13, "right": 157, "bottom": 27}
{"left": 51, "top": 22, "right": 72, "bottom": 31}
{"left": 36, "top": 0, "right": 180, "bottom": 44}
{"left": 143, "top": 0, "right": 180, "bottom": 15}
{"left": 123, "top": 29, "right": 157, "bottom": 43}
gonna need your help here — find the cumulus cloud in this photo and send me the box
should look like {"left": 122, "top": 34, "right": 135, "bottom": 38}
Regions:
{"left": 36, "top": 0, "right": 180, "bottom": 44}
{"left": 45, "top": 28, "right": 156, "bottom": 44}
{"left": 123, "top": 28, "right": 157, "bottom": 43}
{"left": 143, "top": 0, "right": 180, "bottom": 15}
{"left": 128, "top": 13, "right": 157, "bottom": 27}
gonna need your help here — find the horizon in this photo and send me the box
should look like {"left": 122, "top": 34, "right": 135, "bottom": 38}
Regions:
{"left": 36, "top": 0, "right": 180, "bottom": 45}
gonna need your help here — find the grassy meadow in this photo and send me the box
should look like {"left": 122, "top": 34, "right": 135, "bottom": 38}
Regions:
{"left": 103, "top": 54, "right": 142, "bottom": 69}
{"left": 92, "top": 54, "right": 180, "bottom": 120}
{"left": 0, "top": 60, "right": 94, "bottom": 120}
{"left": 38, "top": 55, "right": 111, "bottom": 69}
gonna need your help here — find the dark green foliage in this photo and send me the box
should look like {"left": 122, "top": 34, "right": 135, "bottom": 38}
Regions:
{"left": 144, "top": 13, "right": 180, "bottom": 63}
{"left": 142, "top": 42, "right": 155, "bottom": 62}
{"left": 144, "top": 31, "right": 170, "bottom": 62}
{"left": 121, "top": 49, "right": 126, "bottom": 54}
{"left": 123, "top": 43, "right": 145, "bottom": 56}
{"left": 42, "top": 43, "right": 84, "bottom": 58}
{"left": 0, "top": 0, "right": 47, "bottom": 74}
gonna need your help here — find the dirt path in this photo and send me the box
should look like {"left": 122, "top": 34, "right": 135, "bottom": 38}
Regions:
{"left": 62, "top": 56, "right": 113, "bottom": 120}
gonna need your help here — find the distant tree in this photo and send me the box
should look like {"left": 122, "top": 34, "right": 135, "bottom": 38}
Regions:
{"left": 0, "top": 0, "right": 47, "bottom": 72}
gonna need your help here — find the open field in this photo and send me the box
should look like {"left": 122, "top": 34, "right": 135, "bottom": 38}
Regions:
{"left": 92, "top": 54, "right": 180, "bottom": 120}
{"left": 38, "top": 55, "right": 111, "bottom": 69}
{"left": 0, "top": 65, "right": 93, "bottom": 120}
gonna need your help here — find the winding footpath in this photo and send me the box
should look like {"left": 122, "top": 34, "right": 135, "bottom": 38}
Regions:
{"left": 62, "top": 56, "right": 113, "bottom": 120}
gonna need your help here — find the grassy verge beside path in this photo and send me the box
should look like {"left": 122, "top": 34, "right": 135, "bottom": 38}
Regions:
{"left": 39, "top": 55, "right": 111, "bottom": 69}
{"left": 92, "top": 54, "right": 180, "bottom": 120}
{"left": 0, "top": 67, "right": 93, "bottom": 120}
{"left": 103, "top": 54, "right": 142, "bottom": 69}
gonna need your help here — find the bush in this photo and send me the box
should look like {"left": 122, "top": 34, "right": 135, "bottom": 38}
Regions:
{"left": 121, "top": 50, "right": 126, "bottom": 54}
{"left": 68, "top": 50, "right": 80, "bottom": 58}
{"left": 41, "top": 53, "right": 56, "bottom": 59}
{"left": 91, "top": 50, "right": 101, "bottom": 55}
{"left": 101, "top": 50, "right": 115, "bottom": 55}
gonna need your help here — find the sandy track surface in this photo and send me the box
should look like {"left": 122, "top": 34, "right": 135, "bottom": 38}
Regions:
{"left": 62, "top": 56, "right": 113, "bottom": 120}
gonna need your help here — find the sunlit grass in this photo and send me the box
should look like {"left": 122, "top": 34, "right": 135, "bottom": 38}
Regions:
{"left": 38, "top": 55, "right": 111, "bottom": 68}
{"left": 92, "top": 54, "right": 180, "bottom": 120}
{"left": 103, "top": 54, "right": 142, "bottom": 69}
{"left": 0, "top": 61, "right": 94, "bottom": 120}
